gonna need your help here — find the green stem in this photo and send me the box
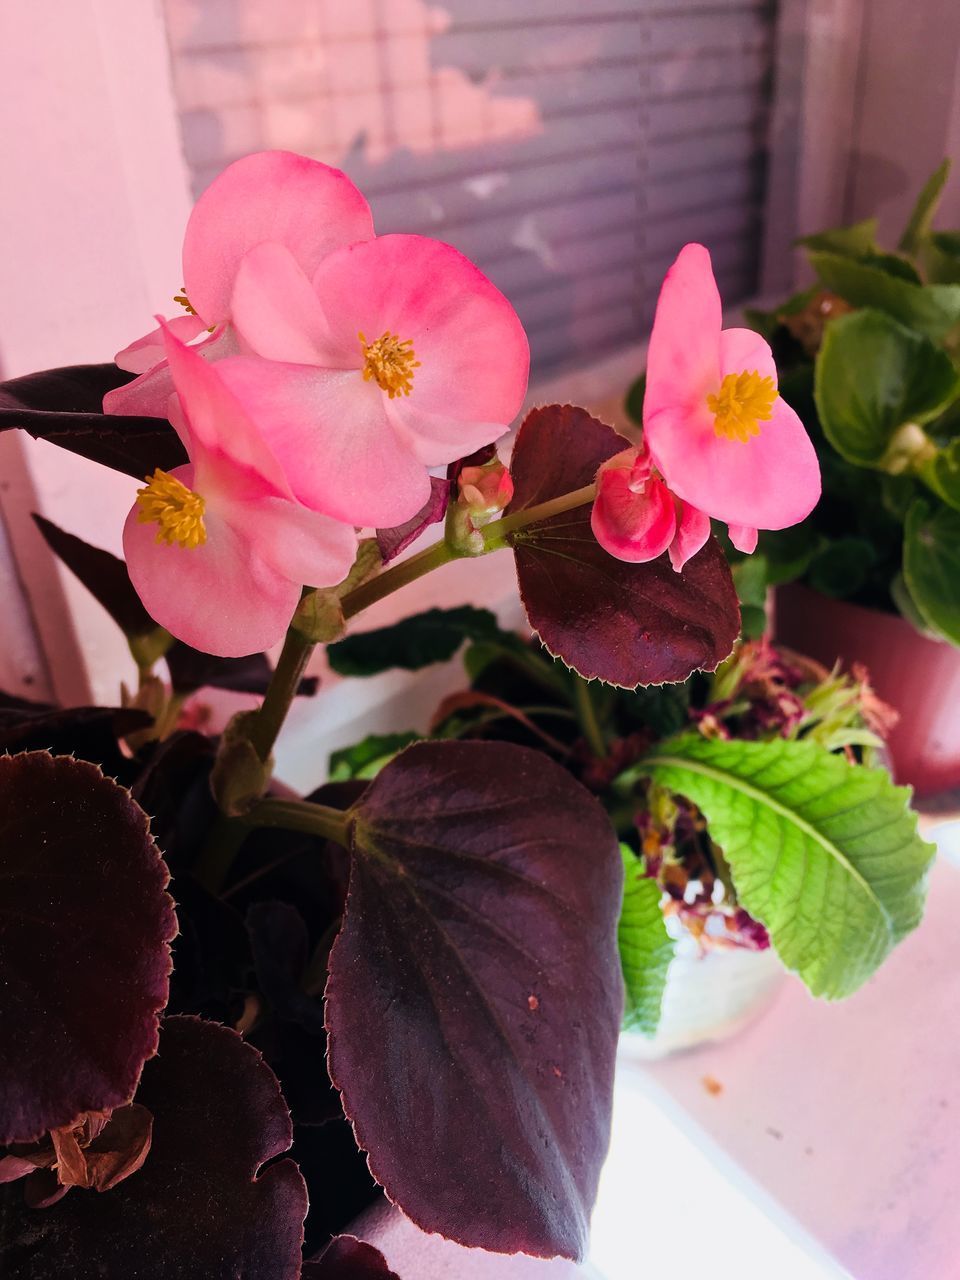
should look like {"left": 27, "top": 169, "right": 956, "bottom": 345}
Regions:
{"left": 573, "top": 677, "right": 606, "bottom": 757}
{"left": 341, "top": 538, "right": 458, "bottom": 619}
{"left": 247, "top": 624, "right": 315, "bottom": 763}
{"left": 483, "top": 482, "right": 597, "bottom": 548}
{"left": 194, "top": 816, "right": 252, "bottom": 895}
{"left": 245, "top": 796, "right": 352, "bottom": 847}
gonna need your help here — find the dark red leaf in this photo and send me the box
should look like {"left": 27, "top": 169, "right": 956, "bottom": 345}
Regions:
{"left": 32, "top": 514, "right": 156, "bottom": 637}
{"left": 303, "top": 1235, "right": 400, "bottom": 1279}
{"left": 506, "top": 405, "right": 740, "bottom": 686}
{"left": 327, "top": 740, "right": 624, "bottom": 1261}
{"left": 165, "top": 645, "right": 319, "bottom": 697}
{"left": 165, "top": 875, "right": 252, "bottom": 1022}
{"left": 376, "top": 477, "right": 449, "bottom": 564}
{"left": 0, "top": 363, "right": 185, "bottom": 479}
{"left": 130, "top": 732, "right": 219, "bottom": 874}
{"left": 0, "top": 693, "right": 150, "bottom": 773}
{"left": 0, "top": 1017, "right": 309, "bottom": 1279}
{"left": 0, "top": 753, "right": 176, "bottom": 1145}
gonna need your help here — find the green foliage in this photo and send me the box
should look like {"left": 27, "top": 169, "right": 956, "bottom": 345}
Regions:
{"left": 806, "top": 537, "right": 878, "bottom": 599}
{"left": 329, "top": 731, "right": 421, "bottom": 780}
{"left": 807, "top": 251, "right": 960, "bottom": 341}
{"left": 797, "top": 218, "right": 878, "bottom": 258}
{"left": 903, "top": 498, "right": 960, "bottom": 644}
{"left": 639, "top": 735, "right": 934, "bottom": 998}
{"left": 618, "top": 846, "right": 673, "bottom": 1035}
{"left": 814, "top": 310, "right": 959, "bottom": 467}
{"left": 624, "top": 373, "right": 645, "bottom": 425}
{"left": 899, "top": 159, "right": 951, "bottom": 256}
{"left": 924, "top": 231, "right": 960, "bottom": 285}
{"left": 326, "top": 606, "right": 514, "bottom": 676}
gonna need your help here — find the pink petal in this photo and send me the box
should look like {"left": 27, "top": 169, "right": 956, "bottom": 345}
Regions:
{"left": 310, "top": 235, "right": 530, "bottom": 425}
{"left": 216, "top": 357, "right": 431, "bottom": 528}
{"left": 244, "top": 496, "right": 358, "bottom": 587}
{"left": 231, "top": 243, "right": 338, "bottom": 364}
{"left": 160, "top": 325, "right": 291, "bottom": 498}
{"left": 642, "top": 396, "right": 821, "bottom": 531}
{"left": 115, "top": 314, "right": 205, "bottom": 374}
{"left": 123, "top": 468, "right": 300, "bottom": 657}
{"left": 728, "top": 523, "right": 759, "bottom": 554}
{"left": 104, "top": 326, "right": 236, "bottom": 419}
{"left": 182, "top": 150, "right": 374, "bottom": 328}
{"left": 386, "top": 399, "right": 509, "bottom": 467}
{"left": 590, "top": 461, "right": 677, "bottom": 564}
{"left": 668, "top": 501, "right": 711, "bottom": 571}
{"left": 718, "top": 327, "right": 778, "bottom": 384}
{"left": 643, "top": 243, "right": 723, "bottom": 434}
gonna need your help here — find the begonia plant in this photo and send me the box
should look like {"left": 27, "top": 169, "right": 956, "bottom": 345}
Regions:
{"left": 0, "top": 150, "right": 843, "bottom": 1276}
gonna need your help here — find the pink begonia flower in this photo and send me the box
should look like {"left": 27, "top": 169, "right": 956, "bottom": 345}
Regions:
{"left": 642, "top": 243, "right": 820, "bottom": 542}
{"left": 591, "top": 445, "right": 711, "bottom": 572}
{"left": 123, "top": 324, "right": 358, "bottom": 657}
{"left": 212, "top": 233, "right": 530, "bottom": 529}
{"left": 105, "top": 151, "right": 374, "bottom": 418}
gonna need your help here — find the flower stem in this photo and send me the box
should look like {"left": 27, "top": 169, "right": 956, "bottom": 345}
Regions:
{"left": 573, "top": 676, "right": 606, "bottom": 757}
{"left": 247, "top": 623, "right": 315, "bottom": 763}
{"left": 245, "top": 796, "right": 352, "bottom": 847}
{"left": 341, "top": 537, "right": 459, "bottom": 618}
{"left": 483, "top": 482, "right": 597, "bottom": 548}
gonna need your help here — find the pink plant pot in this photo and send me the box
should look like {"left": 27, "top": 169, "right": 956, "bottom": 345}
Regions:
{"left": 773, "top": 583, "right": 960, "bottom": 796}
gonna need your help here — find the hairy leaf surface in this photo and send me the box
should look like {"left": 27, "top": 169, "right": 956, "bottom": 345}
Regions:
{"left": 639, "top": 735, "right": 934, "bottom": 998}
{"left": 0, "top": 753, "right": 176, "bottom": 1144}
{"left": 618, "top": 846, "right": 673, "bottom": 1035}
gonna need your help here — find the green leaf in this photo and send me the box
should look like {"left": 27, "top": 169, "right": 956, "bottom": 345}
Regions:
{"left": 624, "top": 373, "right": 645, "bottom": 425}
{"left": 808, "top": 251, "right": 960, "bottom": 340}
{"left": 898, "top": 159, "right": 951, "bottom": 256}
{"left": 329, "top": 731, "right": 421, "bottom": 780}
{"left": 919, "top": 436, "right": 960, "bottom": 510}
{"left": 860, "top": 252, "right": 922, "bottom": 284}
{"left": 638, "top": 735, "right": 934, "bottom": 998}
{"left": 798, "top": 218, "right": 878, "bottom": 258}
{"left": 903, "top": 498, "right": 960, "bottom": 643}
{"left": 327, "top": 606, "right": 509, "bottom": 676}
{"left": 923, "top": 231, "right": 960, "bottom": 285}
{"left": 815, "top": 309, "right": 960, "bottom": 466}
{"left": 757, "top": 525, "right": 822, "bottom": 586}
{"left": 618, "top": 846, "right": 673, "bottom": 1035}
{"left": 806, "top": 537, "right": 877, "bottom": 598}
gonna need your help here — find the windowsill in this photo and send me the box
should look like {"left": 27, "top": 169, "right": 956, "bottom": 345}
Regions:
{"left": 591, "top": 830, "right": 960, "bottom": 1280}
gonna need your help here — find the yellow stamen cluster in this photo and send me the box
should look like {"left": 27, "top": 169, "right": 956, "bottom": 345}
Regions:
{"left": 359, "top": 330, "right": 421, "bottom": 399}
{"left": 707, "top": 370, "right": 779, "bottom": 443}
{"left": 173, "top": 288, "right": 198, "bottom": 317}
{"left": 136, "top": 469, "right": 207, "bottom": 549}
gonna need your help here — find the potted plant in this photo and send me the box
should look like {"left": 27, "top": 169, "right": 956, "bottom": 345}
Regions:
{"left": 328, "top": 608, "right": 931, "bottom": 1056}
{"left": 0, "top": 152, "right": 929, "bottom": 1275}
{"left": 740, "top": 162, "right": 960, "bottom": 794}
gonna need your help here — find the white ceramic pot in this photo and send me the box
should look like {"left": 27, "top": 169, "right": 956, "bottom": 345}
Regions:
{"left": 623, "top": 938, "right": 784, "bottom": 1059}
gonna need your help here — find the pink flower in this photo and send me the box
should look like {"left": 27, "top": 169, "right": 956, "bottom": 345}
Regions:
{"left": 458, "top": 458, "right": 514, "bottom": 523}
{"left": 105, "top": 151, "right": 374, "bottom": 417}
{"left": 642, "top": 243, "right": 820, "bottom": 544}
{"left": 590, "top": 445, "right": 711, "bottom": 572}
{"left": 213, "top": 233, "right": 530, "bottom": 529}
{"left": 123, "top": 325, "right": 357, "bottom": 657}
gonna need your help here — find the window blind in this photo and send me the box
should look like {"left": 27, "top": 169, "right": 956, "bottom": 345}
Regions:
{"left": 164, "top": 0, "right": 779, "bottom": 373}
